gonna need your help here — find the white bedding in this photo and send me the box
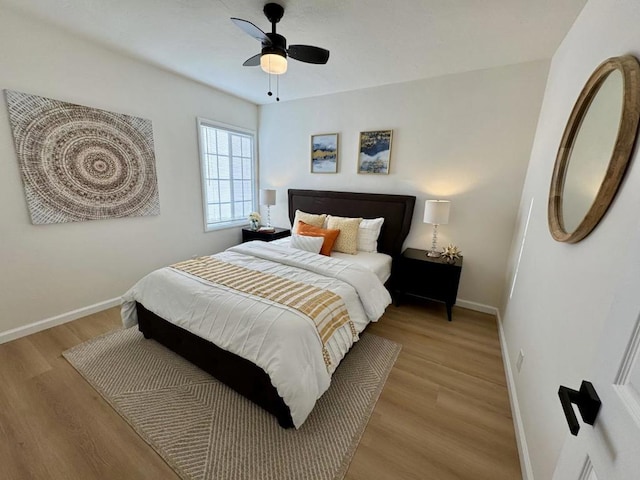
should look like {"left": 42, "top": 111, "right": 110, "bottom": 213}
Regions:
{"left": 271, "top": 237, "right": 393, "bottom": 283}
{"left": 121, "top": 241, "right": 391, "bottom": 428}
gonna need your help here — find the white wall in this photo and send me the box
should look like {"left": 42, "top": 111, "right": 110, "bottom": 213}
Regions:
{"left": 259, "top": 61, "right": 549, "bottom": 308}
{"left": 501, "top": 0, "right": 640, "bottom": 478}
{"left": 0, "top": 7, "right": 257, "bottom": 336}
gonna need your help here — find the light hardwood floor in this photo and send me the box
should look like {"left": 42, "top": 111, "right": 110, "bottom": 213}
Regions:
{"left": 0, "top": 301, "right": 521, "bottom": 480}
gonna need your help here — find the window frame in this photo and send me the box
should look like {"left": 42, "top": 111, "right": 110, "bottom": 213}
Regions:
{"left": 196, "top": 117, "right": 258, "bottom": 232}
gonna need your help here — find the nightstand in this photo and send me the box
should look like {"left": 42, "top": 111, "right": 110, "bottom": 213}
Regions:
{"left": 241, "top": 227, "right": 291, "bottom": 243}
{"left": 394, "top": 247, "right": 463, "bottom": 321}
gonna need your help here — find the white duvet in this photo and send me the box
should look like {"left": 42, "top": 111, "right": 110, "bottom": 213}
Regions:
{"left": 121, "top": 241, "right": 391, "bottom": 428}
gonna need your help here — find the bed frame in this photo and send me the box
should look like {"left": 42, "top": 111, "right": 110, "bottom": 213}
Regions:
{"left": 137, "top": 189, "right": 415, "bottom": 427}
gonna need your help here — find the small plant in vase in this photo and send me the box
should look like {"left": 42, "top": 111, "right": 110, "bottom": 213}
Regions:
{"left": 441, "top": 244, "right": 461, "bottom": 263}
{"left": 248, "top": 212, "right": 261, "bottom": 231}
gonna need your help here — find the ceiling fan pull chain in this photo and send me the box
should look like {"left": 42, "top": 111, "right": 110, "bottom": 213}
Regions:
{"left": 267, "top": 70, "right": 273, "bottom": 97}
{"left": 276, "top": 75, "right": 280, "bottom": 102}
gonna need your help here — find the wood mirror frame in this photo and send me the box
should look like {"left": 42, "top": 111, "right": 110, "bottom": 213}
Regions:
{"left": 548, "top": 55, "right": 640, "bottom": 243}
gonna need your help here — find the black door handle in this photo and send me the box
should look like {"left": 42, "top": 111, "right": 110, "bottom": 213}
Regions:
{"left": 558, "top": 381, "right": 601, "bottom": 436}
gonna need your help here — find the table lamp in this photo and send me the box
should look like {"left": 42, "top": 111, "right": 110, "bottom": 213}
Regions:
{"left": 423, "top": 200, "right": 450, "bottom": 257}
{"left": 260, "top": 189, "right": 276, "bottom": 228}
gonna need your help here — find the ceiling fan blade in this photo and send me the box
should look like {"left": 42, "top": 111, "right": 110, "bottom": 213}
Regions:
{"left": 230, "top": 18, "right": 272, "bottom": 45}
{"left": 287, "top": 45, "right": 330, "bottom": 64}
{"left": 242, "top": 54, "right": 261, "bottom": 67}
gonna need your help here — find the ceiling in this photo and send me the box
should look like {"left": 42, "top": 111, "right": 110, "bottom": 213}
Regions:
{"left": 1, "top": 0, "right": 587, "bottom": 105}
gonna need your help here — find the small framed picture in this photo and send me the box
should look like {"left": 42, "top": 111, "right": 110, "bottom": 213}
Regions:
{"left": 311, "top": 133, "right": 339, "bottom": 174}
{"left": 358, "top": 130, "right": 393, "bottom": 175}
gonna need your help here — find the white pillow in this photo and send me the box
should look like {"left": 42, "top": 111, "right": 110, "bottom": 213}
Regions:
{"left": 357, "top": 217, "right": 385, "bottom": 252}
{"left": 290, "top": 234, "right": 324, "bottom": 254}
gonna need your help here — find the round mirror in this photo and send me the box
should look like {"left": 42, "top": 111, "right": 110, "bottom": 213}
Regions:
{"left": 548, "top": 55, "right": 640, "bottom": 243}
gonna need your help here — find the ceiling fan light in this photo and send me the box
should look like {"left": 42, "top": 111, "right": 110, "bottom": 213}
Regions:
{"left": 260, "top": 53, "right": 287, "bottom": 74}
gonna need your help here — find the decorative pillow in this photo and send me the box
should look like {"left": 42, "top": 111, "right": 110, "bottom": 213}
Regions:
{"left": 326, "top": 215, "right": 363, "bottom": 255}
{"left": 292, "top": 210, "right": 327, "bottom": 234}
{"left": 290, "top": 234, "right": 324, "bottom": 254}
{"left": 357, "top": 217, "right": 385, "bottom": 252}
{"left": 297, "top": 221, "right": 340, "bottom": 256}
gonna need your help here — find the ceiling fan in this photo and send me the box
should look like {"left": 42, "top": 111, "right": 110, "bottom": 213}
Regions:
{"left": 231, "top": 3, "right": 330, "bottom": 77}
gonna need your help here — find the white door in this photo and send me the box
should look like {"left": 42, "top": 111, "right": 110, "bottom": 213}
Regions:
{"left": 553, "top": 224, "right": 640, "bottom": 479}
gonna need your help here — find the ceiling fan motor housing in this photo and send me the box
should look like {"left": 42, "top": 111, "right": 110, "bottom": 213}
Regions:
{"left": 262, "top": 33, "right": 287, "bottom": 58}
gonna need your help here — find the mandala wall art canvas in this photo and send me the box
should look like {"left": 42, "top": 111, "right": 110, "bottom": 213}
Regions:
{"left": 5, "top": 90, "right": 159, "bottom": 224}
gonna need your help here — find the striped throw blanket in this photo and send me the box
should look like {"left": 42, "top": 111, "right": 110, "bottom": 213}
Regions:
{"left": 170, "top": 256, "right": 358, "bottom": 370}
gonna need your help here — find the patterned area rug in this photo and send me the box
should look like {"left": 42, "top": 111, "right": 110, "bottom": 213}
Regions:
{"left": 63, "top": 328, "right": 400, "bottom": 480}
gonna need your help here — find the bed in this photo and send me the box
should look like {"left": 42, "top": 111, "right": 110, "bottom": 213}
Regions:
{"left": 122, "top": 189, "right": 415, "bottom": 428}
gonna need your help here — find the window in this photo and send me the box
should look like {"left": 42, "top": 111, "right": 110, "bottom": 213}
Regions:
{"left": 197, "top": 119, "right": 257, "bottom": 231}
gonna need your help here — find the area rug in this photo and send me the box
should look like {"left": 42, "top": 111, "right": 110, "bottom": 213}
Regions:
{"left": 63, "top": 328, "right": 400, "bottom": 480}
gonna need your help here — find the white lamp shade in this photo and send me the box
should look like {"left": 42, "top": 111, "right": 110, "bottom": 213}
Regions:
{"left": 423, "top": 200, "right": 450, "bottom": 225}
{"left": 260, "top": 54, "right": 287, "bottom": 74}
{"left": 260, "top": 189, "right": 276, "bottom": 206}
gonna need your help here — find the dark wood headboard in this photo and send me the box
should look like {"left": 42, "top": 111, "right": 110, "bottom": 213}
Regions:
{"left": 288, "top": 189, "right": 416, "bottom": 257}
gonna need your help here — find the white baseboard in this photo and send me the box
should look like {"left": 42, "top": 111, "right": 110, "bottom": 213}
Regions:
{"left": 496, "top": 310, "right": 534, "bottom": 480}
{"left": 456, "top": 298, "right": 499, "bottom": 316}
{"left": 0, "top": 297, "right": 122, "bottom": 345}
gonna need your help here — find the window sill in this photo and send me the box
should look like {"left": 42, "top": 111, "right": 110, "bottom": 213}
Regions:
{"left": 205, "top": 220, "right": 248, "bottom": 232}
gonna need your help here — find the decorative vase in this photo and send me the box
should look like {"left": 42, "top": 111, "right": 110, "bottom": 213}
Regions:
{"left": 250, "top": 219, "right": 259, "bottom": 231}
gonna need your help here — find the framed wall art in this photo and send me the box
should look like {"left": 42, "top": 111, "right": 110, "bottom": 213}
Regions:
{"left": 310, "top": 133, "right": 338, "bottom": 173}
{"left": 358, "top": 130, "right": 393, "bottom": 175}
{"left": 5, "top": 90, "right": 159, "bottom": 224}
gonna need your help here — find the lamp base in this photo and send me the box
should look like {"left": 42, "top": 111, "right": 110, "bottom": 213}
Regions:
{"left": 427, "top": 224, "right": 441, "bottom": 257}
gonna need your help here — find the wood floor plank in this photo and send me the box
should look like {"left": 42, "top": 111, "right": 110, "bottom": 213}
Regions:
{"left": 0, "top": 302, "right": 521, "bottom": 479}
{"left": 0, "top": 336, "right": 52, "bottom": 382}
{"left": 25, "top": 324, "right": 83, "bottom": 363}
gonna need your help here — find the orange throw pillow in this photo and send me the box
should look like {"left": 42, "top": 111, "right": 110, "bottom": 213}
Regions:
{"left": 297, "top": 221, "right": 340, "bottom": 256}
